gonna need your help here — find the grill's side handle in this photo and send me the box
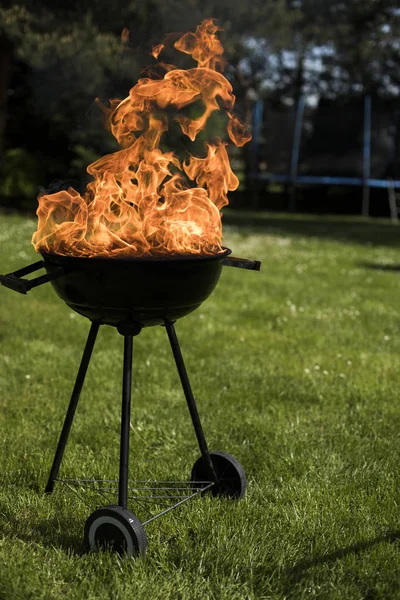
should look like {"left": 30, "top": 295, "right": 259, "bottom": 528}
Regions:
{"left": 0, "top": 261, "right": 66, "bottom": 295}
{"left": 222, "top": 256, "right": 261, "bottom": 271}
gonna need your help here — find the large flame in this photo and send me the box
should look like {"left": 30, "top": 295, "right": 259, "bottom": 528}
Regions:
{"left": 32, "top": 19, "right": 251, "bottom": 258}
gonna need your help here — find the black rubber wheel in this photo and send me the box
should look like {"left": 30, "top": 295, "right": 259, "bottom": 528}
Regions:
{"left": 191, "top": 451, "right": 247, "bottom": 499}
{"left": 84, "top": 505, "right": 148, "bottom": 557}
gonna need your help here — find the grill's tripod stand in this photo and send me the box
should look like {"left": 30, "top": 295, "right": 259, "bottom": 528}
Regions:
{"left": 45, "top": 320, "right": 247, "bottom": 556}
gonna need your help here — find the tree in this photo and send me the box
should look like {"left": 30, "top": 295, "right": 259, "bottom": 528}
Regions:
{"left": 1, "top": 0, "right": 399, "bottom": 208}
{"left": 321, "top": 0, "right": 400, "bottom": 98}
{"left": 0, "top": 1, "right": 280, "bottom": 205}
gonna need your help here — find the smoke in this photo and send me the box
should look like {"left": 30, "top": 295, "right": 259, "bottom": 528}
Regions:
{"left": 38, "top": 179, "right": 85, "bottom": 197}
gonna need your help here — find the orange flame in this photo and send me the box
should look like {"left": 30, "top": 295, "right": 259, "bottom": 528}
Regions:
{"left": 32, "top": 19, "right": 251, "bottom": 258}
{"left": 121, "top": 27, "right": 130, "bottom": 44}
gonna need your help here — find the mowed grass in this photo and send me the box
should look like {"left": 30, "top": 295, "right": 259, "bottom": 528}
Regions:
{"left": 1, "top": 210, "right": 400, "bottom": 599}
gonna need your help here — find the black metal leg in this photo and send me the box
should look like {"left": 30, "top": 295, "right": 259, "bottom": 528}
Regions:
{"left": 165, "top": 321, "right": 218, "bottom": 484}
{"left": 45, "top": 322, "right": 100, "bottom": 494}
{"left": 119, "top": 335, "right": 134, "bottom": 509}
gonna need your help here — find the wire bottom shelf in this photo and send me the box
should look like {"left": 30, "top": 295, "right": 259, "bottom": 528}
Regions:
{"left": 56, "top": 478, "right": 214, "bottom": 524}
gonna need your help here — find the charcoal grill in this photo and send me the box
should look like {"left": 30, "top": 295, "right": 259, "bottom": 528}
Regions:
{"left": 0, "top": 248, "right": 260, "bottom": 557}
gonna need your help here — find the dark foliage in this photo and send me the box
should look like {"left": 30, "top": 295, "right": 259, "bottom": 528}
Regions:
{"left": 0, "top": 0, "right": 399, "bottom": 212}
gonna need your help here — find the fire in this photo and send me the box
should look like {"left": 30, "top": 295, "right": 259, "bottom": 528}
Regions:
{"left": 32, "top": 19, "right": 251, "bottom": 258}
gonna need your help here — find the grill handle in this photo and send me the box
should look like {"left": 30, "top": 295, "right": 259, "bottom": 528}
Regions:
{"left": 222, "top": 256, "right": 261, "bottom": 271}
{"left": 0, "top": 260, "right": 66, "bottom": 295}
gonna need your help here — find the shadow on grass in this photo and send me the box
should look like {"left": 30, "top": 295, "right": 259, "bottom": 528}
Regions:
{"left": 281, "top": 529, "right": 400, "bottom": 585}
{"left": 2, "top": 510, "right": 86, "bottom": 556}
{"left": 360, "top": 262, "right": 400, "bottom": 272}
{"left": 223, "top": 211, "right": 400, "bottom": 248}
{"left": 0, "top": 474, "right": 87, "bottom": 555}
{"left": 30, "top": 514, "right": 87, "bottom": 556}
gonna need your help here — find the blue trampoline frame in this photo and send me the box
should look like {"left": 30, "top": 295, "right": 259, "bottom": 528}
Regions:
{"left": 250, "top": 95, "right": 400, "bottom": 215}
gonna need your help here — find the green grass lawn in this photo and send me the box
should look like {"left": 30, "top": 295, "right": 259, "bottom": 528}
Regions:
{"left": 2, "top": 209, "right": 400, "bottom": 599}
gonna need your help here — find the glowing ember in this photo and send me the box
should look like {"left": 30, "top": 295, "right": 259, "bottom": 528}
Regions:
{"left": 32, "top": 19, "right": 251, "bottom": 258}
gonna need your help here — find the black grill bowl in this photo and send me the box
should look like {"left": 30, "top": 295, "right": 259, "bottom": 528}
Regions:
{"left": 41, "top": 248, "right": 231, "bottom": 327}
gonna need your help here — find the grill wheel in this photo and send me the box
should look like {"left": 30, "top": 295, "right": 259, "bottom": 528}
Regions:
{"left": 191, "top": 451, "right": 247, "bottom": 499}
{"left": 84, "top": 505, "right": 148, "bottom": 557}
